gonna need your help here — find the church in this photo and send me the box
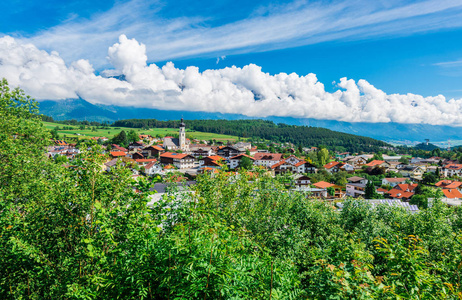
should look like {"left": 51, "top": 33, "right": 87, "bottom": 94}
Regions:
{"left": 162, "top": 118, "right": 190, "bottom": 152}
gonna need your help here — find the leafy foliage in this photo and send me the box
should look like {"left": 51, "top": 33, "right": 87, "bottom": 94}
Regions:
{"left": 3, "top": 80, "right": 462, "bottom": 298}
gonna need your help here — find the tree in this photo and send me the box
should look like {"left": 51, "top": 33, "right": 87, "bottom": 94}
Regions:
{"left": 422, "top": 172, "right": 437, "bottom": 184}
{"left": 372, "top": 152, "right": 384, "bottom": 161}
{"left": 239, "top": 156, "right": 253, "bottom": 170}
{"left": 112, "top": 130, "right": 128, "bottom": 146}
{"left": 51, "top": 126, "right": 60, "bottom": 139}
{"left": 127, "top": 129, "right": 139, "bottom": 143}
{"left": 317, "top": 148, "right": 329, "bottom": 166}
{"left": 399, "top": 157, "right": 409, "bottom": 164}
{"left": 365, "top": 181, "right": 378, "bottom": 199}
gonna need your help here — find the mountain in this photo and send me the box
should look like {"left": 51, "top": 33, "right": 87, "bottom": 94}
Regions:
{"left": 38, "top": 99, "right": 462, "bottom": 144}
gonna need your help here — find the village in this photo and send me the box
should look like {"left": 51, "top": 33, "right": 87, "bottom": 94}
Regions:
{"left": 47, "top": 119, "right": 462, "bottom": 212}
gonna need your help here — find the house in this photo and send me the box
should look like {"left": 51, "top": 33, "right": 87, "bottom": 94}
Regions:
{"left": 339, "top": 163, "right": 355, "bottom": 172}
{"left": 293, "top": 174, "right": 311, "bottom": 187}
{"left": 143, "top": 145, "right": 165, "bottom": 158}
{"left": 253, "top": 153, "right": 284, "bottom": 168}
{"left": 128, "top": 141, "right": 145, "bottom": 151}
{"left": 386, "top": 184, "right": 418, "bottom": 200}
{"left": 324, "top": 161, "right": 342, "bottom": 173}
{"left": 110, "top": 151, "right": 128, "bottom": 158}
{"left": 383, "top": 155, "right": 402, "bottom": 162}
{"left": 343, "top": 156, "right": 367, "bottom": 168}
{"left": 134, "top": 158, "right": 157, "bottom": 167}
{"left": 200, "top": 155, "right": 224, "bottom": 168}
{"left": 441, "top": 189, "right": 462, "bottom": 200}
{"left": 365, "top": 160, "right": 389, "bottom": 168}
{"left": 382, "top": 178, "right": 407, "bottom": 187}
{"left": 144, "top": 161, "right": 162, "bottom": 176}
{"left": 436, "top": 180, "right": 462, "bottom": 200}
{"left": 189, "top": 145, "right": 215, "bottom": 158}
{"left": 312, "top": 181, "right": 344, "bottom": 198}
{"left": 388, "top": 161, "right": 406, "bottom": 170}
{"left": 399, "top": 165, "right": 425, "bottom": 179}
{"left": 271, "top": 155, "right": 309, "bottom": 175}
{"left": 131, "top": 152, "right": 144, "bottom": 160}
{"left": 229, "top": 154, "right": 255, "bottom": 169}
{"left": 112, "top": 144, "right": 128, "bottom": 152}
{"left": 345, "top": 177, "right": 368, "bottom": 198}
{"left": 216, "top": 146, "right": 243, "bottom": 159}
{"left": 233, "top": 142, "right": 252, "bottom": 151}
{"left": 160, "top": 152, "right": 195, "bottom": 169}
{"left": 324, "top": 161, "right": 354, "bottom": 173}
{"left": 436, "top": 180, "right": 462, "bottom": 191}
{"left": 347, "top": 176, "right": 368, "bottom": 185}
{"left": 293, "top": 186, "right": 327, "bottom": 198}
{"left": 443, "top": 164, "right": 462, "bottom": 177}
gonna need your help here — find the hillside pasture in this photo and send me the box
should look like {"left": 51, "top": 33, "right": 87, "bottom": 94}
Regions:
{"left": 43, "top": 121, "right": 239, "bottom": 142}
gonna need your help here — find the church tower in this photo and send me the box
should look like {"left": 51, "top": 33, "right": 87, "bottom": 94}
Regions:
{"left": 179, "top": 118, "right": 186, "bottom": 151}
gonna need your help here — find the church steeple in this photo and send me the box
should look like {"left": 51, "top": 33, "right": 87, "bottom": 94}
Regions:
{"left": 179, "top": 117, "right": 186, "bottom": 151}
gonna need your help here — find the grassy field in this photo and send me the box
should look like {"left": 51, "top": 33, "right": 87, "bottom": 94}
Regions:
{"left": 43, "top": 121, "right": 239, "bottom": 142}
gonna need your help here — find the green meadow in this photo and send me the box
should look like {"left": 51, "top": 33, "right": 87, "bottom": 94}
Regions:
{"left": 43, "top": 121, "right": 239, "bottom": 142}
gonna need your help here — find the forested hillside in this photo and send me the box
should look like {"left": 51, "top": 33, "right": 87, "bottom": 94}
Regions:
{"left": 113, "top": 118, "right": 390, "bottom": 152}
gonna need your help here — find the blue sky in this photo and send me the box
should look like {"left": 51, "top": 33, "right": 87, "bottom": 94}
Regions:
{"left": 1, "top": 0, "right": 462, "bottom": 125}
{"left": 2, "top": 0, "right": 462, "bottom": 98}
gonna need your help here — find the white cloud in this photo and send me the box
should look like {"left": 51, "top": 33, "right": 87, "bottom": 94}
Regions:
{"left": 10, "top": 0, "right": 462, "bottom": 68}
{"left": 1, "top": 34, "right": 462, "bottom": 126}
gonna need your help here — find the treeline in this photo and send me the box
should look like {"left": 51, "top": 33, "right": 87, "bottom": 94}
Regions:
{"left": 113, "top": 118, "right": 390, "bottom": 152}
{"left": 41, "top": 114, "right": 107, "bottom": 127}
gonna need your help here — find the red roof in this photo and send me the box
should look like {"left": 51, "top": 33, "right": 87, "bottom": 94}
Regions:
{"left": 253, "top": 153, "right": 283, "bottom": 161}
{"left": 387, "top": 189, "right": 414, "bottom": 199}
{"left": 151, "top": 145, "right": 164, "bottom": 151}
{"left": 377, "top": 188, "right": 389, "bottom": 193}
{"left": 145, "top": 161, "right": 158, "bottom": 169}
{"left": 442, "top": 189, "right": 462, "bottom": 199}
{"left": 112, "top": 144, "right": 128, "bottom": 152}
{"left": 135, "top": 158, "right": 157, "bottom": 163}
{"left": 160, "top": 152, "right": 191, "bottom": 159}
{"left": 324, "top": 161, "right": 340, "bottom": 169}
{"left": 313, "top": 181, "right": 335, "bottom": 189}
{"left": 444, "top": 164, "right": 462, "bottom": 170}
{"left": 365, "top": 160, "right": 385, "bottom": 167}
{"left": 110, "top": 151, "right": 127, "bottom": 157}
{"left": 294, "top": 160, "right": 308, "bottom": 167}
{"left": 230, "top": 154, "right": 255, "bottom": 160}
{"left": 206, "top": 155, "right": 224, "bottom": 161}
{"left": 436, "top": 180, "right": 462, "bottom": 189}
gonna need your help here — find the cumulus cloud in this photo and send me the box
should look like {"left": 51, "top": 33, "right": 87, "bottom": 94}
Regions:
{"left": 1, "top": 34, "right": 462, "bottom": 126}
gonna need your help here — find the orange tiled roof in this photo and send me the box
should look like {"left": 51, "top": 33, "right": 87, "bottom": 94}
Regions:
{"left": 436, "top": 180, "right": 462, "bottom": 189}
{"left": 444, "top": 164, "right": 462, "bottom": 170}
{"left": 135, "top": 158, "right": 157, "bottom": 163}
{"left": 229, "top": 154, "right": 255, "bottom": 160}
{"left": 442, "top": 189, "right": 462, "bottom": 199}
{"left": 365, "top": 160, "right": 385, "bottom": 167}
{"left": 160, "top": 152, "right": 190, "bottom": 159}
{"left": 207, "top": 155, "right": 224, "bottom": 161}
{"left": 324, "top": 161, "right": 340, "bottom": 169}
{"left": 313, "top": 181, "right": 335, "bottom": 189}
{"left": 110, "top": 151, "right": 127, "bottom": 157}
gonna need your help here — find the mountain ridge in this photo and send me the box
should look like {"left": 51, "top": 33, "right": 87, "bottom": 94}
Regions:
{"left": 38, "top": 98, "right": 462, "bottom": 144}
